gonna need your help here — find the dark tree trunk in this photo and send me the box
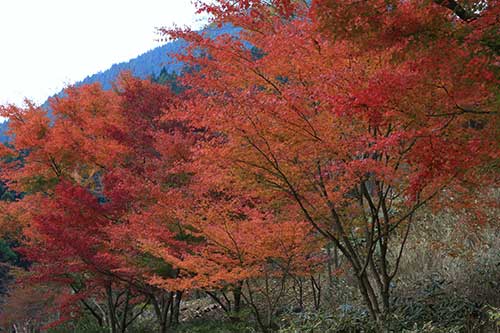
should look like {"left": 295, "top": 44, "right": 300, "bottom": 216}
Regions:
{"left": 233, "top": 282, "right": 243, "bottom": 313}
{"left": 169, "top": 291, "right": 182, "bottom": 326}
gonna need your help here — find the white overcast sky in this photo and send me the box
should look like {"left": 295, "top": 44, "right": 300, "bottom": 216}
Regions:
{"left": 0, "top": 0, "right": 205, "bottom": 107}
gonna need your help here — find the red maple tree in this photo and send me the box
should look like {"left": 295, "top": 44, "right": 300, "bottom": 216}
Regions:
{"left": 160, "top": 0, "right": 499, "bottom": 323}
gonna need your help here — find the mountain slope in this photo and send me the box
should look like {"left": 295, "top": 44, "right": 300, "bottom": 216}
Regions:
{"left": 0, "top": 24, "right": 238, "bottom": 142}
{"left": 78, "top": 40, "right": 186, "bottom": 91}
{"left": 68, "top": 24, "right": 237, "bottom": 90}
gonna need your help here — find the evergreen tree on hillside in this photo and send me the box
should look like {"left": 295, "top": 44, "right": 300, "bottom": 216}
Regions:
{"left": 152, "top": 67, "right": 184, "bottom": 94}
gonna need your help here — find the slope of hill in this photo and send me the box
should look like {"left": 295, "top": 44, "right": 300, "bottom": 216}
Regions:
{"left": 78, "top": 40, "right": 186, "bottom": 91}
{"left": 64, "top": 24, "right": 237, "bottom": 90}
{"left": 0, "top": 24, "right": 238, "bottom": 142}
{"left": 0, "top": 123, "right": 8, "bottom": 143}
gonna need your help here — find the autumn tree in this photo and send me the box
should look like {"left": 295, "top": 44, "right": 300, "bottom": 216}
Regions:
{"left": 161, "top": 0, "right": 500, "bottom": 326}
{"left": 143, "top": 190, "right": 324, "bottom": 331}
{"left": 0, "top": 75, "right": 198, "bottom": 332}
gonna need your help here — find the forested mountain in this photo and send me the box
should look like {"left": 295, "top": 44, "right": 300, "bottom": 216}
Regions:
{"left": 78, "top": 40, "right": 186, "bottom": 91}
{"left": 0, "top": 123, "right": 8, "bottom": 143}
{"left": 63, "top": 24, "right": 237, "bottom": 90}
{"left": 0, "top": 24, "right": 237, "bottom": 142}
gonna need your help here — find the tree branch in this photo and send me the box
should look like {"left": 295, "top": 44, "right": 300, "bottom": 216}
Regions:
{"left": 433, "top": 0, "right": 478, "bottom": 22}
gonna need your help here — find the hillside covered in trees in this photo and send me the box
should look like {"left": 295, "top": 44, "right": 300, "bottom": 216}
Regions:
{"left": 0, "top": 1, "right": 499, "bottom": 332}
{"left": 0, "top": 24, "right": 237, "bottom": 143}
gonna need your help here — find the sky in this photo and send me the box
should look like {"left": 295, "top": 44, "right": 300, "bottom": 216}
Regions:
{"left": 0, "top": 0, "right": 205, "bottom": 107}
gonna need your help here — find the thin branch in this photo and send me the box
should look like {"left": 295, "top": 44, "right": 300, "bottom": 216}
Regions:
{"left": 433, "top": 0, "right": 478, "bottom": 22}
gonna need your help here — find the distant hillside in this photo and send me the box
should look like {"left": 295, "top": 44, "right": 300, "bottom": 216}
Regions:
{"left": 0, "top": 24, "right": 238, "bottom": 142}
{"left": 0, "top": 122, "right": 8, "bottom": 143}
{"left": 79, "top": 40, "right": 186, "bottom": 91}
{"left": 68, "top": 24, "right": 238, "bottom": 90}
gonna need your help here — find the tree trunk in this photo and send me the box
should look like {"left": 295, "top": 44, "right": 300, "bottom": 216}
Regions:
{"left": 119, "top": 288, "right": 131, "bottom": 333}
{"left": 106, "top": 285, "right": 118, "bottom": 333}
{"left": 152, "top": 292, "right": 173, "bottom": 333}
{"left": 169, "top": 291, "right": 182, "bottom": 326}
{"left": 233, "top": 282, "right": 243, "bottom": 314}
